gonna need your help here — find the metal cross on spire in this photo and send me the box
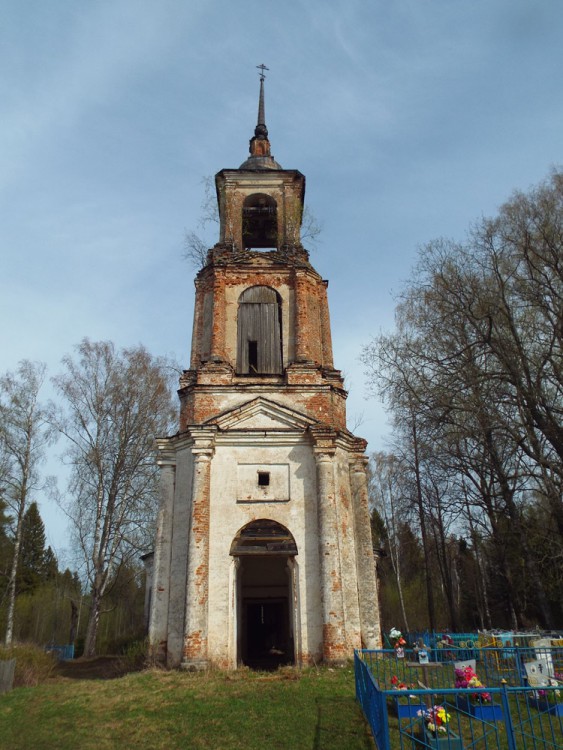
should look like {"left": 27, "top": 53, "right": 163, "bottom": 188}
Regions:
{"left": 256, "top": 63, "right": 269, "bottom": 81}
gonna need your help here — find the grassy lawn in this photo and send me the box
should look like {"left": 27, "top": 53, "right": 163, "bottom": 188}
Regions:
{"left": 0, "top": 663, "right": 375, "bottom": 749}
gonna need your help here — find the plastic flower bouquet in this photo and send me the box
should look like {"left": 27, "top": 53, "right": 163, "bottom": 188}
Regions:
{"left": 417, "top": 705, "right": 451, "bottom": 734}
{"left": 535, "top": 679, "right": 562, "bottom": 704}
{"left": 390, "top": 675, "right": 415, "bottom": 691}
{"left": 389, "top": 627, "right": 407, "bottom": 650}
{"left": 454, "top": 666, "right": 491, "bottom": 703}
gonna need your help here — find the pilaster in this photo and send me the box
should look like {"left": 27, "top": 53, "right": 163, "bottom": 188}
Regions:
{"left": 182, "top": 428, "right": 216, "bottom": 669}
{"left": 319, "top": 280, "right": 334, "bottom": 368}
{"left": 209, "top": 273, "right": 226, "bottom": 362}
{"left": 228, "top": 557, "right": 241, "bottom": 669}
{"left": 312, "top": 428, "right": 347, "bottom": 662}
{"left": 350, "top": 456, "right": 381, "bottom": 648}
{"left": 148, "top": 445, "right": 176, "bottom": 663}
{"left": 287, "top": 557, "right": 300, "bottom": 665}
{"left": 293, "top": 270, "right": 311, "bottom": 363}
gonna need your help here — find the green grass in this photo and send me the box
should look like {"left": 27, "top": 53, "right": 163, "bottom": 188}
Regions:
{"left": 0, "top": 664, "right": 375, "bottom": 749}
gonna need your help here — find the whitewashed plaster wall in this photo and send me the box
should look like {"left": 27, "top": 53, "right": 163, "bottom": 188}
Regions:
{"left": 205, "top": 438, "right": 323, "bottom": 666}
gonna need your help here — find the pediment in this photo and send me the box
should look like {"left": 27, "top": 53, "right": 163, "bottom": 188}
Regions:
{"left": 205, "top": 397, "right": 317, "bottom": 431}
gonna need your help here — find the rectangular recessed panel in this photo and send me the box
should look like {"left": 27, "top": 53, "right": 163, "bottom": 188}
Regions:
{"left": 237, "top": 463, "right": 290, "bottom": 502}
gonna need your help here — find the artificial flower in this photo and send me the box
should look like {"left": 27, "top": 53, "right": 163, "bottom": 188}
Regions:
{"left": 455, "top": 666, "right": 491, "bottom": 703}
{"left": 390, "top": 674, "right": 415, "bottom": 691}
{"left": 418, "top": 705, "right": 451, "bottom": 734}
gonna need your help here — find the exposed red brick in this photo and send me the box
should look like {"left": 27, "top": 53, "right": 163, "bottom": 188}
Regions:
{"left": 322, "top": 623, "right": 348, "bottom": 661}
{"left": 184, "top": 630, "right": 208, "bottom": 660}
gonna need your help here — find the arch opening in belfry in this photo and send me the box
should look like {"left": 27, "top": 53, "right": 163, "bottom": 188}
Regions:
{"left": 242, "top": 193, "right": 278, "bottom": 249}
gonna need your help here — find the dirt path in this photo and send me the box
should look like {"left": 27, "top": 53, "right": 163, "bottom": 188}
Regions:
{"left": 54, "top": 656, "right": 131, "bottom": 680}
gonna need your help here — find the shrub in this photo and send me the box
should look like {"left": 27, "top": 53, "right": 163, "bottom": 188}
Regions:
{"left": 118, "top": 637, "right": 148, "bottom": 672}
{"left": 0, "top": 642, "right": 57, "bottom": 687}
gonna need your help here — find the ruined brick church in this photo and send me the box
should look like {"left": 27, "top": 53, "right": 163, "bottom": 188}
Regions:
{"left": 147, "top": 72, "right": 381, "bottom": 669}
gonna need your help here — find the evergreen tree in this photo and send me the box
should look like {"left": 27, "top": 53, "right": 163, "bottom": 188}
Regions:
{"left": 17, "top": 502, "right": 57, "bottom": 595}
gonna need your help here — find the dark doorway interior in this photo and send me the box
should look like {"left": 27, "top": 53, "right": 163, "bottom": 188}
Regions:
{"left": 239, "top": 555, "right": 294, "bottom": 670}
{"left": 244, "top": 599, "right": 290, "bottom": 670}
{"left": 232, "top": 521, "right": 297, "bottom": 670}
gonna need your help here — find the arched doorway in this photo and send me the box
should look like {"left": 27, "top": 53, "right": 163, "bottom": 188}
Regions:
{"left": 230, "top": 519, "right": 297, "bottom": 669}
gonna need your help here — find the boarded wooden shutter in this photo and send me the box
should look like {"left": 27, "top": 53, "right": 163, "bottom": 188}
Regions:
{"left": 237, "top": 287, "right": 282, "bottom": 374}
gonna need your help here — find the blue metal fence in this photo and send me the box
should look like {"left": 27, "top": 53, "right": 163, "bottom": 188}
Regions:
{"left": 355, "top": 649, "right": 563, "bottom": 750}
{"left": 361, "top": 646, "right": 563, "bottom": 687}
{"left": 355, "top": 650, "right": 392, "bottom": 750}
{"left": 45, "top": 644, "right": 74, "bottom": 661}
{"left": 408, "top": 632, "right": 478, "bottom": 649}
{"left": 405, "top": 631, "right": 561, "bottom": 656}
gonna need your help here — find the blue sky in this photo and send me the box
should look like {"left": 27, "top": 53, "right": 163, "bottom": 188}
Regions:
{"left": 1, "top": 1, "right": 561, "bottom": 556}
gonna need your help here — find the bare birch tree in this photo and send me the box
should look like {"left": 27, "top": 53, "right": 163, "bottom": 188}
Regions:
{"left": 361, "top": 169, "right": 563, "bottom": 629}
{"left": 0, "top": 360, "right": 54, "bottom": 646}
{"left": 369, "top": 451, "right": 411, "bottom": 632}
{"left": 51, "top": 340, "right": 177, "bottom": 656}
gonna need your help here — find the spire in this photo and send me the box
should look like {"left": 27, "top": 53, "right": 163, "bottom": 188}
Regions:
{"left": 239, "top": 65, "right": 282, "bottom": 170}
{"left": 255, "top": 74, "right": 268, "bottom": 140}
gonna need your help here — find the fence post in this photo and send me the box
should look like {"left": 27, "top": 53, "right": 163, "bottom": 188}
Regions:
{"left": 0, "top": 659, "right": 16, "bottom": 694}
{"left": 354, "top": 651, "right": 364, "bottom": 707}
{"left": 500, "top": 681, "right": 517, "bottom": 750}
{"left": 515, "top": 647, "right": 526, "bottom": 686}
{"left": 376, "top": 687, "right": 391, "bottom": 750}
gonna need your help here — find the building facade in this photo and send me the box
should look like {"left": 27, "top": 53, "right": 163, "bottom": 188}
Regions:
{"left": 148, "top": 76, "right": 381, "bottom": 669}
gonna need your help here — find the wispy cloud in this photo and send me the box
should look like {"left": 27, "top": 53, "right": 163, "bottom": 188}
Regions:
{"left": 2, "top": 0, "right": 562, "bottom": 547}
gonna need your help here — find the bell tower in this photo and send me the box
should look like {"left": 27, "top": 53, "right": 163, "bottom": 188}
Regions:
{"left": 148, "top": 69, "right": 381, "bottom": 669}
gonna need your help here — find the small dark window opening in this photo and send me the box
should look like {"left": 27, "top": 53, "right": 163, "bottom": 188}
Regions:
{"left": 248, "top": 341, "right": 258, "bottom": 373}
{"left": 258, "top": 472, "right": 270, "bottom": 487}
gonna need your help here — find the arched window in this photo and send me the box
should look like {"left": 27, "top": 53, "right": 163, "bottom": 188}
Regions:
{"left": 237, "top": 286, "right": 282, "bottom": 374}
{"left": 243, "top": 193, "right": 277, "bottom": 249}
